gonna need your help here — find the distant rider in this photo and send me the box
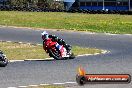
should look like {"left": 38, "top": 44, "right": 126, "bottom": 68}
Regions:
{"left": 41, "top": 31, "right": 71, "bottom": 53}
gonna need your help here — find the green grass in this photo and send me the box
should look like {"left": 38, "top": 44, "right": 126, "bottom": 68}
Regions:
{"left": 0, "top": 11, "right": 132, "bottom": 34}
{"left": 0, "top": 42, "right": 102, "bottom": 60}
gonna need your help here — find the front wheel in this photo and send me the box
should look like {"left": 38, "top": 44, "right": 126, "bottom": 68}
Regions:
{"left": 0, "top": 58, "right": 8, "bottom": 67}
{"left": 69, "top": 53, "right": 75, "bottom": 59}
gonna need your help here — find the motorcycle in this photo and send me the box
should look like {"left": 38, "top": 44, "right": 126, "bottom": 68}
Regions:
{"left": 43, "top": 38, "right": 75, "bottom": 60}
{"left": 0, "top": 50, "right": 8, "bottom": 67}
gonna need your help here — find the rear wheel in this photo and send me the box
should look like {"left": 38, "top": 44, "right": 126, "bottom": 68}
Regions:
{"left": 48, "top": 49, "right": 62, "bottom": 60}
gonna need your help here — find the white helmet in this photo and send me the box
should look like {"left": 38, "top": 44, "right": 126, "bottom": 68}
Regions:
{"left": 41, "top": 31, "right": 48, "bottom": 40}
{"left": 41, "top": 31, "right": 48, "bottom": 35}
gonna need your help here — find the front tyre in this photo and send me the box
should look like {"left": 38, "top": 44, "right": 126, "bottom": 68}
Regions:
{"left": 69, "top": 53, "right": 75, "bottom": 59}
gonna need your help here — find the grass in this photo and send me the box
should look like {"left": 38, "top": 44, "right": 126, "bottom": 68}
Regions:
{"left": 0, "top": 42, "right": 102, "bottom": 60}
{"left": 0, "top": 11, "right": 132, "bottom": 34}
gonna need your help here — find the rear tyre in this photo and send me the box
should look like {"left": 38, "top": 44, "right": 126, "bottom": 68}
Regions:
{"left": 48, "top": 49, "right": 62, "bottom": 60}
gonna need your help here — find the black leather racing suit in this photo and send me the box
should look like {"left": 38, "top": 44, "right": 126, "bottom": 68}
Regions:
{"left": 48, "top": 35, "right": 71, "bottom": 51}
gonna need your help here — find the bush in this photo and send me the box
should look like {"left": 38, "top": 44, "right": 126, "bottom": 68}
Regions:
{"left": 10, "top": 0, "right": 64, "bottom": 11}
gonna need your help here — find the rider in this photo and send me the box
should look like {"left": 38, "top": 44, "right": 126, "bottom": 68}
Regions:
{"left": 41, "top": 31, "right": 71, "bottom": 53}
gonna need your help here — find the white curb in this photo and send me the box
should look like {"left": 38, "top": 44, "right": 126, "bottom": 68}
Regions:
{"left": 28, "top": 85, "right": 38, "bottom": 87}
{"left": 18, "top": 86, "right": 28, "bottom": 88}
{"left": 9, "top": 60, "right": 24, "bottom": 62}
{"left": 53, "top": 83, "right": 66, "bottom": 85}
{"left": 40, "top": 84, "right": 50, "bottom": 86}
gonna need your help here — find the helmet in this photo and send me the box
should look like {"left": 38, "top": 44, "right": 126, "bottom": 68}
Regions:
{"left": 41, "top": 31, "right": 49, "bottom": 40}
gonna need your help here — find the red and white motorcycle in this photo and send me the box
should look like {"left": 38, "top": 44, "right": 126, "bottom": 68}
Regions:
{"left": 43, "top": 38, "right": 75, "bottom": 60}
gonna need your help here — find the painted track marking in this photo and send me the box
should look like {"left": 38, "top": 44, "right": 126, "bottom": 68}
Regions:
{"left": 8, "top": 81, "right": 77, "bottom": 88}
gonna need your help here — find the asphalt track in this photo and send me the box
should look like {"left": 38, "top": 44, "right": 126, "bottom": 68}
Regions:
{"left": 0, "top": 26, "right": 132, "bottom": 88}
